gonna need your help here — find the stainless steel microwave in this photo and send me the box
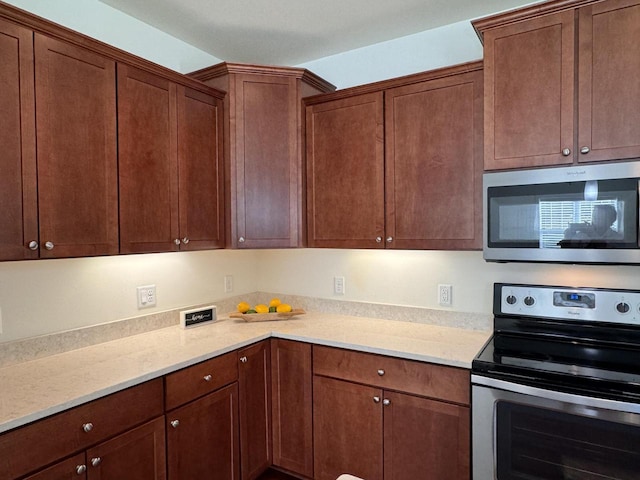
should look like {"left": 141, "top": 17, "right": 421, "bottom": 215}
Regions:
{"left": 483, "top": 161, "right": 640, "bottom": 264}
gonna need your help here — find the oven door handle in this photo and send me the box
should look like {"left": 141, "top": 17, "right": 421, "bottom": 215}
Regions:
{"left": 472, "top": 374, "right": 640, "bottom": 414}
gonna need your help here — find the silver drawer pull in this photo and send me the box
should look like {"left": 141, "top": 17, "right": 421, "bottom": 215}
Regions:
{"left": 76, "top": 465, "right": 87, "bottom": 475}
{"left": 377, "top": 369, "right": 385, "bottom": 376}
{"left": 82, "top": 422, "right": 93, "bottom": 433}
{"left": 170, "top": 419, "right": 180, "bottom": 428}
{"left": 203, "top": 374, "right": 212, "bottom": 382}
{"left": 240, "top": 356, "right": 248, "bottom": 363}
{"left": 90, "top": 457, "right": 101, "bottom": 467}
{"left": 383, "top": 399, "right": 391, "bottom": 406}
{"left": 373, "top": 396, "right": 381, "bottom": 403}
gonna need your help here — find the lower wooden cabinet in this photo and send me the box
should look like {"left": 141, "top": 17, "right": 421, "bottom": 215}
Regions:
{"left": 238, "top": 341, "right": 272, "bottom": 480}
{"left": 313, "top": 375, "right": 384, "bottom": 480}
{"left": 313, "top": 346, "right": 471, "bottom": 480}
{"left": 25, "top": 417, "right": 167, "bottom": 480}
{"left": 271, "top": 339, "right": 313, "bottom": 478}
{"left": 166, "top": 383, "right": 240, "bottom": 480}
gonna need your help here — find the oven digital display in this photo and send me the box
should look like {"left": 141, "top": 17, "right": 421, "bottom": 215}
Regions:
{"left": 553, "top": 291, "right": 596, "bottom": 309}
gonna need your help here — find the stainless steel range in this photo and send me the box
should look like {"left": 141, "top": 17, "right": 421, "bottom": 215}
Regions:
{"left": 472, "top": 283, "right": 640, "bottom": 480}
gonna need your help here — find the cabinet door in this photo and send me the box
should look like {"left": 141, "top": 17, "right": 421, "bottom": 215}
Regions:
{"left": 177, "top": 86, "right": 225, "bottom": 250}
{"left": 385, "top": 69, "right": 483, "bottom": 249}
{"left": 578, "top": 0, "right": 640, "bottom": 163}
{"left": 483, "top": 10, "right": 575, "bottom": 169}
{"left": 86, "top": 417, "right": 166, "bottom": 480}
{"left": 167, "top": 383, "right": 240, "bottom": 480}
{"left": 232, "top": 74, "right": 300, "bottom": 248}
{"left": 34, "top": 34, "right": 118, "bottom": 258}
{"left": 306, "top": 92, "right": 385, "bottom": 248}
{"left": 383, "top": 392, "right": 470, "bottom": 480}
{"left": 23, "top": 453, "right": 87, "bottom": 480}
{"left": 118, "top": 64, "right": 179, "bottom": 254}
{"left": 238, "top": 341, "right": 272, "bottom": 480}
{"left": 0, "top": 19, "right": 37, "bottom": 261}
{"left": 313, "top": 376, "right": 383, "bottom": 480}
{"left": 271, "top": 339, "right": 313, "bottom": 478}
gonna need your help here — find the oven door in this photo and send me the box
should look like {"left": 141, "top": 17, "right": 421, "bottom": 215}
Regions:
{"left": 472, "top": 375, "right": 640, "bottom": 480}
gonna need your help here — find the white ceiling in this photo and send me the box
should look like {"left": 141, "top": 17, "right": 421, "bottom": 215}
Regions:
{"left": 98, "top": 0, "right": 541, "bottom": 65}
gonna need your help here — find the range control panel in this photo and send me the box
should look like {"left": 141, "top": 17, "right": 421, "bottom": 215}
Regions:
{"left": 497, "top": 284, "right": 640, "bottom": 325}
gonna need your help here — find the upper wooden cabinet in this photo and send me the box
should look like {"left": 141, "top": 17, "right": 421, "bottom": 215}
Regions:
{"left": 385, "top": 69, "right": 483, "bottom": 250}
{"left": 190, "top": 63, "right": 335, "bottom": 249}
{"left": 475, "top": 0, "right": 640, "bottom": 170}
{"left": 28, "top": 33, "right": 118, "bottom": 259}
{"left": 305, "top": 62, "right": 483, "bottom": 250}
{"left": 306, "top": 92, "right": 385, "bottom": 248}
{"left": 118, "top": 65, "right": 224, "bottom": 254}
{"left": 0, "top": 18, "right": 37, "bottom": 261}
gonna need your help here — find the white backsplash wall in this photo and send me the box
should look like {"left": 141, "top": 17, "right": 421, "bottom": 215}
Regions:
{"left": 0, "top": 250, "right": 259, "bottom": 343}
{"left": 255, "top": 249, "right": 640, "bottom": 315}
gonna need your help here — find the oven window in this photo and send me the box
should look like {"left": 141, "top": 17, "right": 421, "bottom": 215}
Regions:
{"left": 496, "top": 401, "right": 640, "bottom": 480}
{"left": 487, "top": 178, "right": 638, "bottom": 249}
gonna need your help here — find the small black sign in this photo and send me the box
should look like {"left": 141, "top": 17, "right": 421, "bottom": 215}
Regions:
{"left": 184, "top": 307, "right": 216, "bottom": 327}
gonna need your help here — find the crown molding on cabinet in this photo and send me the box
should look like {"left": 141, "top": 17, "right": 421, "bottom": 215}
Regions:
{"left": 0, "top": 0, "right": 225, "bottom": 98}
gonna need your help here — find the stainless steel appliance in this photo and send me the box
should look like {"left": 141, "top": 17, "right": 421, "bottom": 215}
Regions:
{"left": 472, "top": 283, "right": 640, "bottom": 479}
{"left": 483, "top": 161, "right": 640, "bottom": 264}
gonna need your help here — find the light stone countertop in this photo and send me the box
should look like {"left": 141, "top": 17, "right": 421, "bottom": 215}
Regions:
{"left": 0, "top": 311, "right": 491, "bottom": 434}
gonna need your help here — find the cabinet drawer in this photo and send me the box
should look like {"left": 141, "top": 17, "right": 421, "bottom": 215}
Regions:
{"left": 313, "top": 346, "right": 469, "bottom": 405}
{"left": 165, "top": 351, "right": 238, "bottom": 410}
{"left": 0, "top": 378, "right": 164, "bottom": 480}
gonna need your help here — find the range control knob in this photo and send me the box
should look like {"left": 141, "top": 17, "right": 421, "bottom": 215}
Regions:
{"left": 523, "top": 296, "right": 535, "bottom": 307}
{"left": 506, "top": 295, "right": 517, "bottom": 305}
{"left": 616, "top": 302, "right": 630, "bottom": 314}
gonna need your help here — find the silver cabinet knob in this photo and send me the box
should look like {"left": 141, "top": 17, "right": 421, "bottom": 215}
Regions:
{"left": 174, "top": 238, "right": 181, "bottom": 246}
{"left": 182, "top": 237, "right": 190, "bottom": 244}
{"left": 383, "top": 399, "right": 391, "bottom": 406}
{"left": 44, "top": 241, "right": 54, "bottom": 250}
{"left": 90, "top": 457, "right": 101, "bottom": 467}
{"left": 28, "top": 241, "right": 38, "bottom": 251}
{"left": 170, "top": 419, "right": 180, "bottom": 428}
{"left": 239, "top": 237, "right": 245, "bottom": 243}
{"left": 386, "top": 237, "right": 393, "bottom": 243}
{"left": 375, "top": 236, "right": 382, "bottom": 243}
{"left": 203, "top": 374, "right": 212, "bottom": 382}
{"left": 76, "top": 465, "right": 87, "bottom": 475}
{"left": 373, "top": 396, "right": 381, "bottom": 403}
{"left": 580, "top": 146, "right": 591, "bottom": 154}
{"left": 240, "top": 356, "right": 248, "bottom": 363}
{"left": 377, "top": 369, "right": 385, "bottom": 376}
{"left": 82, "top": 422, "right": 93, "bottom": 433}
{"left": 562, "top": 148, "right": 571, "bottom": 156}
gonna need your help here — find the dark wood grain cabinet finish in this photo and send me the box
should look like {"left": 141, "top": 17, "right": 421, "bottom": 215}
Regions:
{"left": 166, "top": 383, "right": 240, "bottom": 480}
{"left": 385, "top": 69, "right": 483, "bottom": 249}
{"left": 177, "top": 86, "right": 225, "bottom": 250}
{"left": 238, "top": 341, "right": 272, "bottom": 480}
{"left": 118, "top": 65, "right": 225, "bottom": 254}
{"left": 35, "top": 34, "right": 119, "bottom": 258}
{"left": 476, "top": 0, "right": 640, "bottom": 170}
{"left": 305, "top": 62, "right": 483, "bottom": 250}
{"left": 117, "top": 64, "right": 179, "bottom": 254}
{"left": 313, "top": 346, "right": 470, "bottom": 480}
{"left": 306, "top": 92, "right": 386, "bottom": 249}
{"left": 0, "top": 18, "right": 37, "bottom": 261}
{"left": 270, "top": 339, "right": 313, "bottom": 478}
{"left": 190, "top": 63, "right": 334, "bottom": 248}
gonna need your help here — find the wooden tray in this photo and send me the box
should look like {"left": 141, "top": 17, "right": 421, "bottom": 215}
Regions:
{"left": 229, "top": 309, "right": 306, "bottom": 322}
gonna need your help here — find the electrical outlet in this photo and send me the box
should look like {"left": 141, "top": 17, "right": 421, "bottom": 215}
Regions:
{"left": 438, "top": 284, "right": 452, "bottom": 306}
{"left": 224, "top": 275, "right": 233, "bottom": 293}
{"left": 334, "top": 276, "right": 345, "bottom": 295}
{"left": 137, "top": 285, "right": 157, "bottom": 309}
